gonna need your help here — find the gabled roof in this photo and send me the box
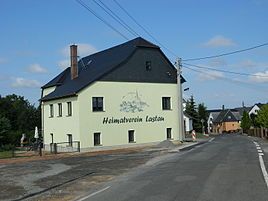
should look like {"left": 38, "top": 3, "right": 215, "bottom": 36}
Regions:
{"left": 234, "top": 106, "right": 251, "bottom": 116}
{"left": 41, "top": 37, "right": 184, "bottom": 101}
{"left": 214, "top": 109, "right": 241, "bottom": 123}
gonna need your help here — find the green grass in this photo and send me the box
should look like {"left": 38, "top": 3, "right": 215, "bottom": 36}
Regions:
{"left": 0, "top": 150, "right": 14, "bottom": 159}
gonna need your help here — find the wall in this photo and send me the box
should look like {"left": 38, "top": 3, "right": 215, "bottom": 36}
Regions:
{"left": 42, "top": 96, "right": 80, "bottom": 147}
{"left": 78, "top": 81, "right": 180, "bottom": 149}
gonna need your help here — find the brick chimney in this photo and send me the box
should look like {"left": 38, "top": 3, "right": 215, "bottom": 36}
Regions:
{"left": 70, "top": 45, "right": 78, "bottom": 80}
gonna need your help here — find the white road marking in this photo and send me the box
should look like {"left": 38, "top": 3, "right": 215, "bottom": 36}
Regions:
{"left": 76, "top": 186, "right": 111, "bottom": 201}
{"left": 256, "top": 147, "right": 261, "bottom": 150}
{"left": 208, "top": 137, "right": 215, "bottom": 142}
{"left": 259, "top": 153, "right": 264, "bottom": 156}
{"left": 258, "top": 150, "right": 263, "bottom": 153}
{"left": 259, "top": 155, "right": 268, "bottom": 188}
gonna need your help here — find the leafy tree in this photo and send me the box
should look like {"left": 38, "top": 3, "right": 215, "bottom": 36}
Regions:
{"left": 0, "top": 94, "right": 41, "bottom": 146}
{"left": 256, "top": 104, "right": 268, "bottom": 128}
{"left": 240, "top": 111, "right": 251, "bottom": 132}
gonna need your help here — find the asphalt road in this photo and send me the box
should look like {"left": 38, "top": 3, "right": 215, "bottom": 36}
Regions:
{"left": 79, "top": 134, "right": 268, "bottom": 201}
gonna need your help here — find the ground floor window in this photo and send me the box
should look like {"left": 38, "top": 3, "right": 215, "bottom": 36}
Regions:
{"left": 128, "top": 130, "right": 135, "bottom": 143}
{"left": 167, "top": 128, "right": 172, "bottom": 139}
{"left": 50, "top": 133, "right": 54, "bottom": 144}
{"left": 94, "top": 132, "right": 101, "bottom": 146}
{"left": 67, "top": 134, "right": 72, "bottom": 146}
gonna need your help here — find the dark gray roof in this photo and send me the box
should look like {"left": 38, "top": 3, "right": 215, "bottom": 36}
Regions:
{"left": 214, "top": 109, "right": 241, "bottom": 123}
{"left": 234, "top": 106, "right": 251, "bottom": 116}
{"left": 41, "top": 37, "right": 185, "bottom": 101}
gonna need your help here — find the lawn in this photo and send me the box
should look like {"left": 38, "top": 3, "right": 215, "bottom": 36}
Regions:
{"left": 0, "top": 150, "right": 14, "bottom": 159}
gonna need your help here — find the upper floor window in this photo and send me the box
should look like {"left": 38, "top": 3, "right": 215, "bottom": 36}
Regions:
{"left": 145, "top": 61, "right": 152, "bottom": 71}
{"left": 49, "top": 104, "right": 54, "bottom": 117}
{"left": 162, "top": 97, "right": 171, "bottom": 110}
{"left": 58, "top": 103, "right": 62, "bottom": 117}
{"left": 67, "top": 102, "right": 72, "bottom": 116}
{"left": 93, "top": 97, "right": 104, "bottom": 112}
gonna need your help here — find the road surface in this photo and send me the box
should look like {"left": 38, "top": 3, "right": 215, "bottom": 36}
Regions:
{"left": 78, "top": 134, "right": 268, "bottom": 201}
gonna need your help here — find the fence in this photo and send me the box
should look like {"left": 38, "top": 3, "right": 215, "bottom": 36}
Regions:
{"left": 247, "top": 127, "right": 268, "bottom": 139}
{"left": 49, "top": 141, "right": 80, "bottom": 154}
{"left": 0, "top": 146, "right": 42, "bottom": 159}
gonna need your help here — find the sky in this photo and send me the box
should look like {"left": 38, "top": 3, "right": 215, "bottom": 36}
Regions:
{"left": 0, "top": 0, "right": 267, "bottom": 109}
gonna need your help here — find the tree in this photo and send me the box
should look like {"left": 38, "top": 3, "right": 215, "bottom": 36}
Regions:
{"left": 197, "top": 103, "right": 208, "bottom": 133}
{"left": 240, "top": 111, "right": 251, "bottom": 132}
{"left": 256, "top": 105, "right": 268, "bottom": 128}
{"left": 0, "top": 94, "right": 41, "bottom": 145}
{"left": 185, "top": 95, "right": 199, "bottom": 132}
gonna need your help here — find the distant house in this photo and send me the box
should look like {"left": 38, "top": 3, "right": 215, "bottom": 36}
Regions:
{"left": 208, "top": 107, "right": 241, "bottom": 134}
{"left": 41, "top": 37, "right": 186, "bottom": 151}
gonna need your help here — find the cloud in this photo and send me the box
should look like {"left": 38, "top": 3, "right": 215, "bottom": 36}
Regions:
{"left": 249, "top": 71, "right": 268, "bottom": 83}
{"left": 198, "top": 70, "right": 225, "bottom": 81}
{"left": 208, "top": 58, "right": 227, "bottom": 67}
{"left": 11, "top": 77, "right": 42, "bottom": 88}
{"left": 233, "top": 59, "right": 268, "bottom": 69}
{"left": 203, "top": 35, "right": 236, "bottom": 48}
{"left": 58, "top": 59, "right": 69, "bottom": 70}
{"left": 61, "top": 43, "right": 97, "bottom": 57}
{"left": 0, "top": 57, "right": 8, "bottom": 64}
{"left": 27, "top": 63, "right": 48, "bottom": 73}
{"left": 59, "top": 43, "right": 97, "bottom": 69}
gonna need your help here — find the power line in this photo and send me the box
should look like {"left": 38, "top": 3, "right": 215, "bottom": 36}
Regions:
{"left": 92, "top": 0, "right": 139, "bottom": 37}
{"left": 183, "top": 65, "right": 268, "bottom": 92}
{"left": 112, "top": 0, "right": 179, "bottom": 59}
{"left": 75, "top": 0, "right": 129, "bottom": 40}
{"left": 183, "top": 62, "right": 268, "bottom": 78}
{"left": 182, "top": 42, "right": 268, "bottom": 61}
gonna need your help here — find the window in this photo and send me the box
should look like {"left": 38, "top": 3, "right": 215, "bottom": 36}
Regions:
{"left": 167, "top": 128, "right": 172, "bottom": 139}
{"left": 67, "top": 134, "right": 72, "bottom": 146}
{"left": 49, "top": 104, "right": 54, "bottom": 117}
{"left": 92, "top": 97, "right": 104, "bottom": 112}
{"left": 162, "top": 97, "right": 171, "bottom": 110}
{"left": 58, "top": 103, "right": 62, "bottom": 117}
{"left": 128, "top": 130, "right": 135, "bottom": 143}
{"left": 67, "top": 102, "right": 72, "bottom": 116}
{"left": 94, "top": 132, "right": 101, "bottom": 146}
{"left": 50, "top": 133, "right": 54, "bottom": 144}
{"left": 146, "top": 61, "right": 152, "bottom": 71}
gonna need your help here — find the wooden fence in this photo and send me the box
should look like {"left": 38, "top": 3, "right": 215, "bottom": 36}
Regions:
{"left": 247, "top": 127, "right": 268, "bottom": 139}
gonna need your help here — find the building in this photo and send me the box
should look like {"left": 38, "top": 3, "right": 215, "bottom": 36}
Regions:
{"left": 207, "top": 106, "right": 241, "bottom": 134}
{"left": 41, "top": 37, "right": 185, "bottom": 151}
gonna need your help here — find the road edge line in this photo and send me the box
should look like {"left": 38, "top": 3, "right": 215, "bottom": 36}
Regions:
{"left": 259, "top": 155, "right": 268, "bottom": 189}
{"left": 76, "top": 186, "right": 111, "bottom": 201}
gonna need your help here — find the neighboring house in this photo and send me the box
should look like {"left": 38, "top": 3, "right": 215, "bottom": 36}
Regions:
{"left": 41, "top": 37, "right": 185, "bottom": 151}
{"left": 183, "top": 112, "right": 193, "bottom": 134}
{"left": 207, "top": 109, "right": 222, "bottom": 134}
{"left": 248, "top": 103, "right": 265, "bottom": 116}
{"left": 207, "top": 107, "right": 241, "bottom": 134}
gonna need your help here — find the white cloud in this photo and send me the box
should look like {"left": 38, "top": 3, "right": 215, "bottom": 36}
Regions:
{"left": 208, "top": 58, "right": 227, "bottom": 67}
{"left": 27, "top": 63, "right": 48, "bottom": 73}
{"left": 58, "top": 59, "right": 70, "bottom": 70}
{"left": 0, "top": 57, "right": 7, "bottom": 64}
{"left": 61, "top": 43, "right": 97, "bottom": 57}
{"left": 233, "top": 59, "right": 268, "bottom": 69}
{"left": 11, "top": 77, "right": 42, "bottom": 88}
{"left": 59, "top": 43, "right": 97, "bottom": 70}
{"left": 198, "top": 70, "right": 225, "bottom": 81}
{"left": 203, "top": 35, "right": 236, "bottom": 48}
{"left": 249, "top": 71, "right": 268, "bottom": 83}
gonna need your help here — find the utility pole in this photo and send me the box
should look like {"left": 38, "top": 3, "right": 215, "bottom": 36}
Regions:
{"left": 176, "top": 58, "right": 185, "bottom": 141}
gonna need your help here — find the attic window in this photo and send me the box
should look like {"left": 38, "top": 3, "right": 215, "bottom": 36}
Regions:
{"left": 228, "top": 116, "right": 231, "bottom": 119}
{"left": 145, "top": 61, "right": 152, "bottom": 71}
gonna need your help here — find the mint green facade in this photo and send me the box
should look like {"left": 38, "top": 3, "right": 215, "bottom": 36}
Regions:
{"left": 42, "top": 81, "right": 181, "bottom": 150}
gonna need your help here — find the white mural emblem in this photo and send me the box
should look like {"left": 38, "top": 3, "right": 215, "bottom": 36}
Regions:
{"left": 120, "top": 91, "right": 149, "bottom": 113}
